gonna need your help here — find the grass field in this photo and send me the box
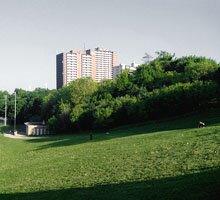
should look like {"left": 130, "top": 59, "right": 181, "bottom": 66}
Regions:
{"left": 1, "top": 109, "right": 220, "bottom": 199}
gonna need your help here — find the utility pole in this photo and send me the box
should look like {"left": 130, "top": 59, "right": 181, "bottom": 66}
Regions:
{"left": 14, "top": 92, "right": 16, "bottom": 134}
{"left": 4, "top": 95, "right": 7, "bottom": 126}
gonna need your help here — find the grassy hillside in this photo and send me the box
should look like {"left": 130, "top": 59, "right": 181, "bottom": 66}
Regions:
{"left": 0, "top": 109, "right": 220, "bottom": 199}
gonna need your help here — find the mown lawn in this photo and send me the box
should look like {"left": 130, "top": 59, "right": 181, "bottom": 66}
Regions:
{"left": 0, "top": 109, "right": 220, "bottom": 199}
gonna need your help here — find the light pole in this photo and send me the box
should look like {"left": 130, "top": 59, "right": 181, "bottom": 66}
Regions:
{"left": 4, "top": 95, "right": 7, "bottom": 126}
{"left": 14, "top": 92, "right": 17, "bottom": 134}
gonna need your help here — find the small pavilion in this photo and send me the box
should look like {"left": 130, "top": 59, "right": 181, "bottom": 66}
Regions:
{"left": 24, "top": 122, "right": 48, "bottom": 136}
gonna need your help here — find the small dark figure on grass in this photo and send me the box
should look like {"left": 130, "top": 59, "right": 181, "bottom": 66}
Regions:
{"left": 90, "top": 132, "right": 93, "bottom": 140}
{"left": 198, "top": 121, "right": 205, "bottom": 128}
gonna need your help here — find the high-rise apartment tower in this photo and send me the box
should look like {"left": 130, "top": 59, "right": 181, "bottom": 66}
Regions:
{"left": 56, "top": 47, "right": 116, "bottom": 89}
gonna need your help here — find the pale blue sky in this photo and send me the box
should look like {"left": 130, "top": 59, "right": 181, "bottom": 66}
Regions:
{"left": 0, "top": 0, "right": 219, "bottom": 92}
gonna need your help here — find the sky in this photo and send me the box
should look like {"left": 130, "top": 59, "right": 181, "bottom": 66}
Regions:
{"left": 0, "top": 0, "right": 219, "bottom": 93}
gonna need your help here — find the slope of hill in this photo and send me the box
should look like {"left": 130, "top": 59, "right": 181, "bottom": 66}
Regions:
{"left": 0, "top": 109, "right": 220, "bottom": 199}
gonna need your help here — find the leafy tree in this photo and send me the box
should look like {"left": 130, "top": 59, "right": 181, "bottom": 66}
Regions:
{"left": 2, "top": 52, "right": 219, "bottom": 133}
{"left": 48, "top": 115, "right": 58, "bottom": 132}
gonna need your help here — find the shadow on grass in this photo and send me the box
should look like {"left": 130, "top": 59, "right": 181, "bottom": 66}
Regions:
{"left": 29, "top": 134, "right": 92, "bottom": 150}
{"left": 1, "top": 167, "right": 220, "bottom": 200}
{"left": 23, "top": 108, "right": 220, "bottom": 150}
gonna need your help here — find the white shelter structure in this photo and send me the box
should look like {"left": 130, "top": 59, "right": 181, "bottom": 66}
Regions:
{"left": 24, "top": 122, "right": 48, "bottom": 136}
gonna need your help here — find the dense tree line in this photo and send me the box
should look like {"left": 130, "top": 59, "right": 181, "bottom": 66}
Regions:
{"left": 0, "top": 52, "right": 220, "bottom": 132}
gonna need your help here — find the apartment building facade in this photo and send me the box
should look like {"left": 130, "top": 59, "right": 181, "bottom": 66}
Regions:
{"left": 56, "top": 47, "right": 116, "bottom": 89}
{"left": 112, "top": 61, "right": 139, "bottom": 78}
